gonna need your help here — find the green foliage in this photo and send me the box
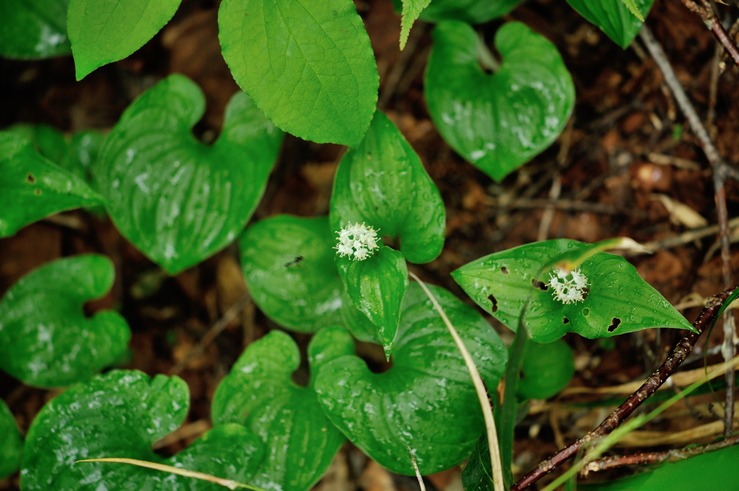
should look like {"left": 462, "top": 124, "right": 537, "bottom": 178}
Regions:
{"left": 68, "top": 0, "right": 182, "bottom": 80}
{"left": 582, "top": 444, "right": 739, "bottom": 490}
{"left": 240, "top": 215, "right": 345, "bottom": 333}
{"left": 452, "top": 239, "right": 694, "bottom": 343}
{"left": 567, "top": 0, "right": 655, "bottom": 48}
{"left": 95, "top": 74, "right": 283, "bottom": 274}
{"left": 212, "top": 331, "right": 345, "bottom": 491}
{"left": 0, "top": 255, "right": 130, "bottom": 388}
{"left": 218, "top": 0, "right": 379, "bottom": 146}
{"left": 0, "top": 0, "right": 71, "bottom": 58}
{"left": 425, "top": 21, "right": 575, "bottom": 182}
{"left": 312, "top": 284, "right": 508, "bottom": 475}
{"left": 418, "top": 0, "right": 523, "bottom": 24}
{"left": 517, "top": 338, "right": 575, "bottom": 400}
{"left": 0, "top": 400, "right": 23, "bottom": 479}
{"left": 21, "top": 370, "right": 264, "bottom": 490}
{"left": 0, "top": 132, "right": 103, "bottom": 237}
{"left": 399, "top": 0, "right": 432, "bottom": 49}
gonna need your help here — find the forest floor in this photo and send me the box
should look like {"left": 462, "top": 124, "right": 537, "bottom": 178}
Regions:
{"left": 2, "top": 0, "right": 739, "bottom": 489}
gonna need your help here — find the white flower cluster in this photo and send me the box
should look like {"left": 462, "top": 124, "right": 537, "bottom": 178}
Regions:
{"left": 335, "top": 222, "right": 380, "bottom": 261}
{"left": 547, "top": 268, "right": 588, "bottom": 304}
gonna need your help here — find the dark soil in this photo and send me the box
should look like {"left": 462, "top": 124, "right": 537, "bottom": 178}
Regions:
{"left": 2, "top": 0, "right": 738, "bottom": 489}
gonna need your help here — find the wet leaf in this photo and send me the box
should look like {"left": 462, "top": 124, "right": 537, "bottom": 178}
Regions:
{"left": 567, "top": 0, "right": 654, "bottom": 48}
{"left": 452, "top": 239, "right": 695, "bottom": 343}
{"left": 21, "top": 370, "right": 264, "bottom": 490}
{"left": 0, "top": 0, "right": 70, "bottom": 59}
{"left": 218, "top": 0, "right": 378, "bottom": 146}
{"left": 312, "top": 283, "right": 508, "bottom": 475}
{"left": 425, "top": 21, "right": 574, "bottom": 182}
{"left": 418, "top": 0, "right": 522, "bottom": 24}
{"left": 95, "top": 74, "right": 283, "bottom": 274}
{"left": 213, "top": 331, "right": 345, "bottom": 491}
{"left": 240, "top": 215, "right": 344, "bottom": 333}
{"left": 582, "top": 443, "right": 739, "bottom": 491}
{"left": 0, "top": 255, "right": 131, "bottom": 388}
{"left": 68, "top": 0, "right": 181, "bottom": 80}
{"left": 0, "top": 132, "right": 103, "bottom": 238}
{"left": 0, "top": 400, "right": 23, "bottom": 479}
{"left": 517, "top": 339, "right": 575, "bottom": 400}
{"left": 336, "top": 246, "right": 408, "bottom": 357}
{"left": 329, "top": 111, "right": 445, "bottom": 264}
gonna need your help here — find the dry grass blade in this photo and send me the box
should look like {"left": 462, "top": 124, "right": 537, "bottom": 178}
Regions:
{"left": 409, "top": 272, "right": 504, "bottom": 490}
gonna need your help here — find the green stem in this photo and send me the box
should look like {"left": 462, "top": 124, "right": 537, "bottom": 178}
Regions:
{"left": 499, "top": 321, "right": 529, "bottom": 488}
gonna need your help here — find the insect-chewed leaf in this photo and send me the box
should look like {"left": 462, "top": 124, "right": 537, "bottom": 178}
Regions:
{"left": 452, "top": 239, "right": 694, "bottom": 343}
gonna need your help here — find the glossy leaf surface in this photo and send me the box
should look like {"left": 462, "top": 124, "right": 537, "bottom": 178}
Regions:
{"left": 21, "top": 370, "right": 264, "bottom": 490}
{"left": 0, "top": 132, "right": 103, "bottom": 238}
{"left": 213, "top": 331, "right": 345, "bottom": 491}
{"left": 313, "top": 283, "right": 508, "bottom": 475}
{"left": 426, "top": 21, "right": 574, "bottom": 182}
{"left": 452, "top": 239, "right": 694, "bottom": 343}
{"left": 95, "top": 75, "right": 283, "bottom": 274}
{"left": 419, "top": 0, "right": 522, "bottom": 24}
{"left": 68, "top": 0, "right": 181, "bottom": 80}
{"left": 517, "top": 338, "right": 575, "bottom": 400}
{"left": 0, "top": 400, "right": 23, "bottom": 479}
{"left": 336, "top": 246, "right": 408, "bottom": 357}
{"left": 567, "top": 0, "right": 654, "bottom": 48}
{"left": 582, "top": 444, "right": 739, "bottom": 490}
{"left": 329, "top": 111, "right": 445, "bottom": 264}
{"left": 240, "top": 215, "right": 344, "bottom": 333}
{"left": 218, "top": 0, "right": 378, "bottom": 146}
{"left": 0, "top": 0, "right": 70, "bottom": 58}
{"left": 0, "top": 255, "right": 130, "bottom": 388}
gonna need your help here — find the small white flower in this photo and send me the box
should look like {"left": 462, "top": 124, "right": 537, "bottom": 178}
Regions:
{"left": 547, "top": 268, "right": 588, "bottom": 305}
{"left": 335, "top": 222, "right": 380, "bottom": 261}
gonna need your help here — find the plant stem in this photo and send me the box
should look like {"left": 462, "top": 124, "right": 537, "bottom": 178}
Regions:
{"left": 639, "top": 24, "right": 736, "bottom": 435}
{"left": 511, "top": 286, "right": 737, "bottom": 490}
{"left": 680, "top": 0, "right": 739, "bottom": 68}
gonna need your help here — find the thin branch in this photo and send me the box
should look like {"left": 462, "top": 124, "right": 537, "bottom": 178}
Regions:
{"left": 511, "top": 287, "right": 736, "bottom": 490}
{"left": 680, "top": 0, "right": 739, "bottom": 68}
{"left": 639, "top": 23, "right": 736, "bottom": 434}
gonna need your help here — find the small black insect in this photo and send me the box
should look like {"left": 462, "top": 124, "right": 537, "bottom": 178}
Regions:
{"left": 284, "top": 255, "right": 304, "bottom": 268}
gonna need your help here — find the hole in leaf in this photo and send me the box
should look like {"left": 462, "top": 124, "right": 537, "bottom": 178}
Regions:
{"left": 582, "top": 308, "right": 590, "bottom": 316}
{"left": 488, "top": 294, "right": 498, "bottom": 312}
{"left": 608, "top": 318, "right": 622, "bottom": 332}
{"left": 26, "top": 173, "right": 36, "bottom": 183}
{"left": 284, "top": 255, "right": 304, "bottom": 268}
{"left": 500, "top": 266, "right": 509, "bottom": 275}
{"left": 562, "top": 317, "right": 570, "bottom": 324}
{"left": 532, "top": 279, "right": 548, "bottom": 291}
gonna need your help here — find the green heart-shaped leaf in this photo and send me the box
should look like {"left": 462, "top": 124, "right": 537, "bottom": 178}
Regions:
{"left": 517, "top": 339, "right": 575, "bottom": 400}
{"left": 567, "top": 0, "right": 654, "bottom": 48}
{"left": 425, "top": 21, "right": 574, "bottom": 182}
{"left": 0, "top": 255, "right": 131, "bottom": 388}
{"left": 0, "top": 0, "right": 70, "bottom": 59}
{"left": 240, "top": 215, "right": 344, "bottom": 333}
{"left": 336, "top": 246, "right": 408, "bottom": 357}
{"left": 330, "top": 111, "right": 445, "bottom": 264}
{"left": 452, "top": 239, "right": 694, "bottom": 343}
{"left": 312, "top": 283, "right": 508, "bottom": 475}
{"left": 22, "top": 370, "right": 264, "bottom": 490}
{"left": 0, "top": 400, "right": 23, "bottom": 479}
{"left": 418, "top": 0, "right": 523, "bottom": 24}
{"left": 213, "top": 331, "right": 345, "bottom": 491}
{"left": 0, "top": 132, "right": 103, "bottom": 238}
{"left": 218, "top": 0, "right": 379, "bottom": 146}
{"left": 95, "top": 74, "right": 283, "bottom": 274}
{"left": 68, "top": 0, "right": 182, "bottom": 80}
